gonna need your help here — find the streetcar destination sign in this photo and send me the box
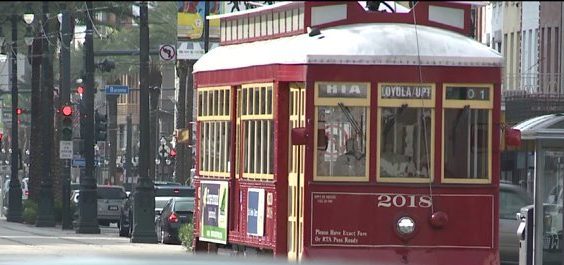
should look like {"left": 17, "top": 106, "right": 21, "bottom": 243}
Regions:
{"left": 381, "top": 84, "right": 432, "bottom": 99}
{"left": 445, "top": 86, "right": 490, "bottom": 100}
{"left": 318, "top": 82, "right": 368, "bottom": 98}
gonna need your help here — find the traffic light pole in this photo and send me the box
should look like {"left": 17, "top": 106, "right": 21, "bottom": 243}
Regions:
{"left": 6, "top": 14, "right": 22, "bottom": 223}
{"left": 59, "top": 8, "right": 73, "bottom": 230}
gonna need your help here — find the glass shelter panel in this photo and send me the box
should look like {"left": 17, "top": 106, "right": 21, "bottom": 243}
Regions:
{"left": 540, "top": 151, "right": 564, "bottom": 264}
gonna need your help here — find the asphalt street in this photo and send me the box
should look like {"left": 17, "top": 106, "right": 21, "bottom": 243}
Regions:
{"left": 0, "top": 216, "right": 187, "bottom": 264}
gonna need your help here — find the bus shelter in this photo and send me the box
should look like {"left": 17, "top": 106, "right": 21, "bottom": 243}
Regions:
{"left": 512, "top": 114, "right": 564, "bottom": 265}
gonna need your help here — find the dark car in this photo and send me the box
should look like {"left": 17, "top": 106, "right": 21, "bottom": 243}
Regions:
{"left": 499, "top": 182, "right": 532, "bottom": 265}
{"left": 155, "top": 196, "right": 194, "bottom": 244}
{"left": 119, "top": 185, "right": 195, "bottom": 237}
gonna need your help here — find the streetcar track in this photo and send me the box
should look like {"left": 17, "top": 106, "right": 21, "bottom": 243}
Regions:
{"left": 0, "top": 222, "right": 122, "bottom": 245}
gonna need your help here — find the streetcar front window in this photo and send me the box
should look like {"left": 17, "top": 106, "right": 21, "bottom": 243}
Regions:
{"left": 316, "top": 105, "right": 368, "bottom": 178}
{"left": 444, "top": 109, "right": 489, "bottom": 180}
{"left": 379, "top": 107, "right": 432, "bottom": 179}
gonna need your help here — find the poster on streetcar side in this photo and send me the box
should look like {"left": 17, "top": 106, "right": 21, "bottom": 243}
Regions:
{"left": 247, "top": 188, "right": 265, "bottom": 236}
{"left": 199, "top": 180, "right": 229, "bottom": 244}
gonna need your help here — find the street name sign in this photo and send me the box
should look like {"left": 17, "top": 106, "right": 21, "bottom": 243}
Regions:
{"left": 105, "top": 85, "right": 129, "bottom": 95}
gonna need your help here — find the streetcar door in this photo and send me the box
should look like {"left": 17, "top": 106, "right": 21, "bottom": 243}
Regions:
{"left": 288, "top": 83, "right": 305, "bottom": 261}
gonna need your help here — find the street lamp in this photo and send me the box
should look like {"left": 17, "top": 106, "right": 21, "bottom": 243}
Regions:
{"left": 1, "top": 8, "right": 35, "bottom": 223}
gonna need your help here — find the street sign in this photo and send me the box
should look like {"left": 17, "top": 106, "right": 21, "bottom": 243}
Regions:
{"left": 177, "top": 41, "right": 219, "bottom": 60}
{"left": 105, "top": 85, "right": 129, "bottom": 95}
{"left": 59, "top": 140, "right": 73, "bottom": 159}
{"left": 159, "top": 44, "right": 176, "bottom": 61}
{"left": 72, "top": 158, "right": 85, "bottom": 167}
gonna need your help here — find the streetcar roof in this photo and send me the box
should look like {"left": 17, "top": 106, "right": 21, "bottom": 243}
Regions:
{"left": 193, "top": 23, "right": 502, "bottom": 73}
{"left": 513, "top": 113, "right": 564, "bottom": 140}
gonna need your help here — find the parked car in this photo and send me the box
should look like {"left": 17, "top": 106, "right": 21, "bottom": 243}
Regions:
{"left": 155, "top": 196, "right": 194, "bottom": 244}
{"left": 499, "top": 182, "right": 533, "bottom": 265}
{"left": 119, "top": 185, "right": 195, "bottom": 237}
{"left": 72, "top": 185, "right": 128, "bottom": 226}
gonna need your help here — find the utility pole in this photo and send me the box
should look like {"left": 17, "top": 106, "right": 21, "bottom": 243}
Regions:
{"left": 59, "top": 7, "right": 73, "bottom": 230}
{"left": 174, "top": 60, "right": 187, "bottom": 185}
{"left": 36, "top": 1, "right": 55, "bottom": 227}
{"left": 76, "top": 1, "right": 100, "bottom": 234}
{"left": 131, "top": 1, "right": 157, "bottom": 243}
{"left": 107, "top": 94, "right": 118, "bottom": 185}
{"left": 124, "top": 114, "right": 132, "bottom": 185}
{"left": 6, "top": 14, "right": 22, "bottom": 223}
{"left": 29, "top": 27, "right": 42, "bottom": 202}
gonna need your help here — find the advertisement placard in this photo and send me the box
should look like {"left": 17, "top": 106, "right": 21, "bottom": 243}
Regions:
{"left": 200, "top": 180, "right": 229, "bottom": 244}
{"left": 247, "top": 188, "right": 265, "bottom": 236}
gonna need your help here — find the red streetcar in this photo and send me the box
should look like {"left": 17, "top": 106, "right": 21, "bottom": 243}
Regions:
{"left": 192, "top": 2, "right": 502, "bottom": 265}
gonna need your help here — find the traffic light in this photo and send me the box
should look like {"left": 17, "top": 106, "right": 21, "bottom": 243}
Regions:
{"left": 16, "top": 108, "right": 23, "bottom": 115}
{"left": 61, "top": 105, "right": 73, "bottom": 141}
{"left": 95, "top": 110, "right": 107, "bottom": 141}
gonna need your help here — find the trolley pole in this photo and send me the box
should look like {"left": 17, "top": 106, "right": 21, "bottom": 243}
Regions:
{"left": 131, "top": 1, "right": 157, "bottom": 243}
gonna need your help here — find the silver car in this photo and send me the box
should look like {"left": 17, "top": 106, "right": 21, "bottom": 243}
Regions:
{"left": 72, "top": 185, "right": 127, "bottom": 226}
{"left": 499, "top": 183, "right": 532, "bottom": 265}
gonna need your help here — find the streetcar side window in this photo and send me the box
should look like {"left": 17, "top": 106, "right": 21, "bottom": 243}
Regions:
{"left": 240, "top": 83, "right": 275, "bottom": 180}
{"left": 314, "top": 82, "right": 370, "bottom": 182}
{"left": 442, "top": 84, "right": 493, "bottom": 183}
{"left": 197, "top": 87, "right": 232, "bottom": 178}
{"left": 377, "top": 83, "right": 435, "bottom": 183}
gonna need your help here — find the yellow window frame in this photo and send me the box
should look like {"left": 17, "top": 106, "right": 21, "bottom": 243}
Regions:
{"left": 240, "top": 83, "right": 275, "bottom": 181}
{"left": 376, "top": 83, "right": 436, "bottom": 183}
{"left": 442, "top": 83, "right": 493, "bottom": 184}
{"left": 313, "top": 82, "right": 371, "bottom": 182}
{"left": 197, "top": 86, "right": 231, "bottom": 179}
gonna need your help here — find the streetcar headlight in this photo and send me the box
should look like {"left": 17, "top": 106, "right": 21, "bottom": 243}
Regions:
{"left": 397, "top": 217, "right": 415, "bottom": 235}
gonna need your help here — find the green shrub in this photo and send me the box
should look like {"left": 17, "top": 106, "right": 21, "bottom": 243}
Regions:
{"left": 178, "top": 222, "right": 194, "bottom": 251}
{"left": 22, "top": 200, "right": 38, "bottom": 225}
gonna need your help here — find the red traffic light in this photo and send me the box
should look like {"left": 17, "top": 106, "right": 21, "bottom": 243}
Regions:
{"left": 62, "top": 105, "right": 73, "bottom": 116}
{"left": 77, "top": 86, "right": 84, "bottom": 95}
{"left": 16, "top": 108, "right": 23, "bottom": 115}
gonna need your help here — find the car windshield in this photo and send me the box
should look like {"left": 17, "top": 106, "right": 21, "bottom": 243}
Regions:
{"left": 155, "top": 199, "right": 170, "bottom": 209}
{"left": 174, "top": 201, "right": 194, "bottom": 212}
{"left": 97, "top": 187, "right": 126, "bottom": 199}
